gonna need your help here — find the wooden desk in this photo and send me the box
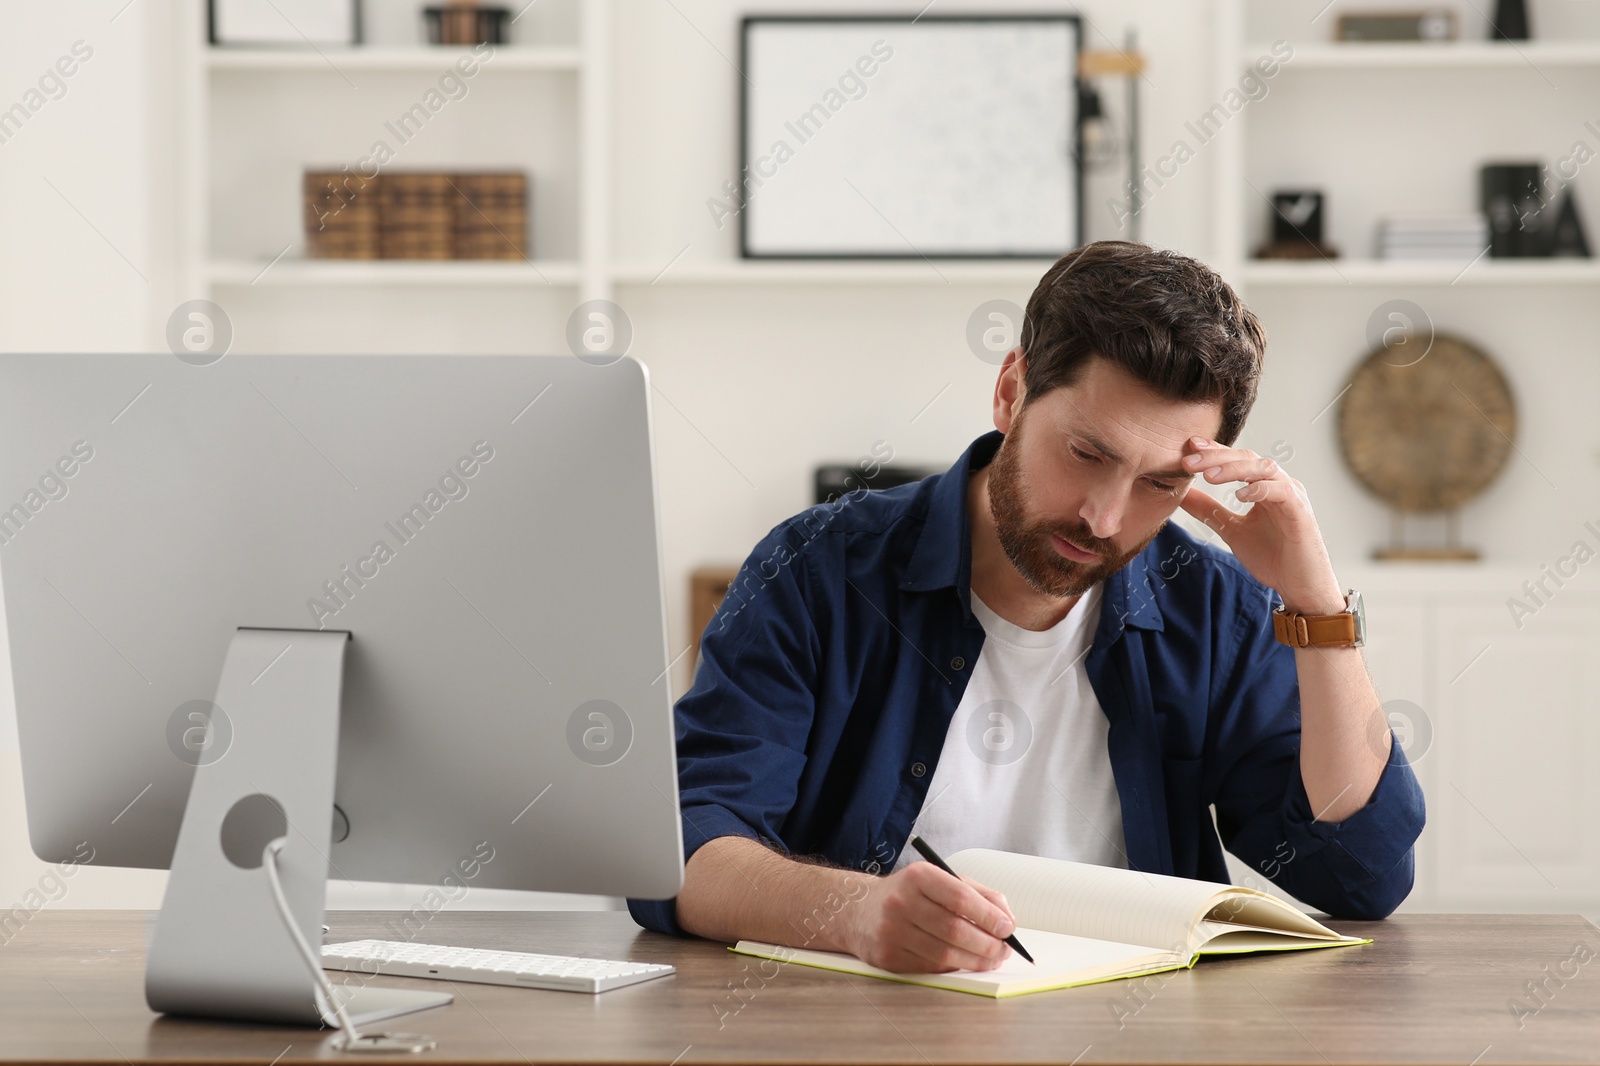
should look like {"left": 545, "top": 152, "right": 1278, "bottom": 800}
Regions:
{"left": 2, "top": 910, "right": 1596, "bottom": 1063}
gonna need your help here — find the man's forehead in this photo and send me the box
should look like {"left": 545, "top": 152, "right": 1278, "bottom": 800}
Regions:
{"left": 1046, "top": 387, "right": 1220, "bottom": 449}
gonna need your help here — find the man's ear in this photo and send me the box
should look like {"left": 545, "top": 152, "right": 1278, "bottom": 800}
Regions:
{"left": 993, "top": 348, "right": 1026, "bottom": 434}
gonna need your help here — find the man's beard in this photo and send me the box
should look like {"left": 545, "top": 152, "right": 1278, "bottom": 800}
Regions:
{"left": 986, "top": 420, "right": 1165, "bottom": 599}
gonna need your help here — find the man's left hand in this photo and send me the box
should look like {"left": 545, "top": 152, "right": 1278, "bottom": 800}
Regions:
{"left": 1176, "top": 437, "right": 1345, "bottom": 615}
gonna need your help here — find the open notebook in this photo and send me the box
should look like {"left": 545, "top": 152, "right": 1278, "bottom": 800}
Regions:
{"left": 731, "top": 849, "right": 1369, "bottom": 998}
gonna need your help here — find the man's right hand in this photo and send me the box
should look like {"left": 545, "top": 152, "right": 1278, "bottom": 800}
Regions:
{"left": 842, "top": 860, "right": 1019, "bottom": 973}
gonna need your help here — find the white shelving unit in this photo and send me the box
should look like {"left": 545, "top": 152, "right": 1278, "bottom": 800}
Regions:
{"left": 1218, "top": 4, "right": 1600, "bottom": 282}
{"left": 1239, "top": 258, "right": 1600, "bottom": 286}
{"left": 1246, "top": 39, "right": 1600, "bottom": 69}
{"left": 608, "top": 260, "right": 1061, "bottom": 287}
{"left": 202, "top": 45, "right": 584, "bottom": 71}
{"left": 180, "top": 6, "right": 1600, "bottom": 313}
{"left": 180, "top": 0, "right": 610, "bottom": 311}
{"left": 177, "top": 5, "right": 1114, "bottom": 315}
{"left": 1217, "top": 0, "right": 1600, "bottom": 918}
{"left": 206, "top": 257, "right": 584, "bottom": 287}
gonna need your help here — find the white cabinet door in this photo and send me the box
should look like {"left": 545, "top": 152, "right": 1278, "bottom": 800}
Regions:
{"left": 1359, "top": 597, "right": 1437, "bottom": 910}
{"left": 1432, "top": 597, "right": 1600, "bottom": 911}
{"left": 1220, "top": 593, "right": 1437, "bottom": 911}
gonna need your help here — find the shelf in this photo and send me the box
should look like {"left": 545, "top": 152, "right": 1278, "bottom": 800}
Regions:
{"left": 205, "top": 45, "right": 582, "bottom": 72}
{"left": 207, "top": 257, "right": 1600, "bottom": 290}
{"left": 1248, "top": 40, "right": 1600, "bottom": 70}
{"left": 207, "top": 258, "right": 582, "bottom": 287}
{"left": 610, "top": 259, "right": 1059, "bottom": 286}
{"left": 1238, "top": 258, "right": 1600, "bottom": 287}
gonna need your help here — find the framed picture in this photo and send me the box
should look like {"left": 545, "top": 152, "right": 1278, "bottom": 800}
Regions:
{"left": 209, "top": 0, "right": 361, "bottom": 46}
{"left": 739, "top": 15, "right": 1082, "bottom": 259}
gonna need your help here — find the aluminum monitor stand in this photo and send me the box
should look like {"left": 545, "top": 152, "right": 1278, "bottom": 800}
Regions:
{"left": 145, "top": 628, "right": 452, "bottom": 1028}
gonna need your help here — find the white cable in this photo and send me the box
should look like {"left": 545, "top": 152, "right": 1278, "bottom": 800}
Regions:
{"left": 262, "top": 837, "right": 364, "bottom": 1044}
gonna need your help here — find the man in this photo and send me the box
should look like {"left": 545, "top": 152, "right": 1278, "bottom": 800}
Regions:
{"left": 627, "top": 241, "right": 1424, "bottom": 975}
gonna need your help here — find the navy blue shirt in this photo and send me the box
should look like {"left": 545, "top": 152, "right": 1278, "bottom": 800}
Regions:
{"left": 628, "top": 431, "right": 1424, "bottom": 935}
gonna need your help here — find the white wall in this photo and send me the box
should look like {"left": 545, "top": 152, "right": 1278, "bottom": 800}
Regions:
{"left": 610, "top": 0, "right": 1219, "bottom": 665}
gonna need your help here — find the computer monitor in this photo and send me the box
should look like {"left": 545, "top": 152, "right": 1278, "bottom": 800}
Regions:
{"left": 0, "top": 354, "right": 684, "bottom": 1029}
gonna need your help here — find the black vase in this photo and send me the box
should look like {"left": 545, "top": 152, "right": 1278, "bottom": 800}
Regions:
{"left": 1492, "top": 0, "right": 1531, "bottom": 40}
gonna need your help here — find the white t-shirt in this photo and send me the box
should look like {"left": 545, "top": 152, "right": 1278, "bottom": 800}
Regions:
{"left": 891, "top": 582, "right": 1127, "bottom": 872}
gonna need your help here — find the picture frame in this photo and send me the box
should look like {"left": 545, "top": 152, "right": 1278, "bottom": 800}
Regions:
{"left": 739, "top": 14, "right": 1083, "bottom": 260}
{"left": 209, "top": 0, "right": 361, "bottom": 47}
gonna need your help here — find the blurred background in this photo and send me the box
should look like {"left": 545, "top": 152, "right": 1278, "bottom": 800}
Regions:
{"left": 1, "top": 0, "right": 1596, "bottom": 921}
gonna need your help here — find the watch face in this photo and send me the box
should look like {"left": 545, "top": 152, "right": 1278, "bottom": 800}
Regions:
{"left": 1349, "top": 589, "right": 1366, "bottom": 647}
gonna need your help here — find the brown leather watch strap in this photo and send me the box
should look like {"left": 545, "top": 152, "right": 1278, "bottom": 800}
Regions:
{"left": 1272, "top": 607, "right": 1359, "bottom": 648}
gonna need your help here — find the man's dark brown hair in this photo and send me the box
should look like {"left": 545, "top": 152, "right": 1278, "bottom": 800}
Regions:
{"left": 1019, "top": 240, "right": 1267, "bottom": 447}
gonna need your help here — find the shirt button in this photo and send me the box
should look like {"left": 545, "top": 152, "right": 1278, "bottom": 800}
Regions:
{"left": 950, "top": 656, "right": 966, "bottom": 670}
{"left": 910, "top": 761, "right": 927, "bottom": 778}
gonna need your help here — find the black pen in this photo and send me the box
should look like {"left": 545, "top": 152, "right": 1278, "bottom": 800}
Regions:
{"left": 908, "top": 835, "right": 1034, "bottom": 965}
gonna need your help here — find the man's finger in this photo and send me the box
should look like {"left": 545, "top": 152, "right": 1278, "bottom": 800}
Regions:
{"left": 1179, "top": 486, "right": 1238, "bottom": 540}
{"left": 903, "top": 888, "right": 1012, "bottom": 961}
{"left": 1236, "top": 479, "right": 1296, "bottom": 504}
{"left": 902, "top": 902, "right": 1011, "bottom": 966}
{"left": 1198, "top": 455, "right": 1284, "bottom": 485}
{"left": 917, "top": 866, "right": 1015, "bottom": 937}
{"left": 899, "top": 919, "right": 1009, "bottom": 973}
{"left": 967, "top": 881, "right": 1015, "bottom": 924}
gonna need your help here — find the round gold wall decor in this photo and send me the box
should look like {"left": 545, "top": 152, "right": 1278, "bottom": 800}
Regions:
{"left": 1337, "top": 333, "right": 1516, "bottom": 513}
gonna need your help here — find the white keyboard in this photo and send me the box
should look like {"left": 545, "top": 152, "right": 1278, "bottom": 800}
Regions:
{"left": 321, "top": 939, "right": 675, "bottom": 994}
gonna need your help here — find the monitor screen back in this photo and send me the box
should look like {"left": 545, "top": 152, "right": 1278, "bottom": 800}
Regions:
{"left": 0, "top": 354, "right": 683, "bottom": 900}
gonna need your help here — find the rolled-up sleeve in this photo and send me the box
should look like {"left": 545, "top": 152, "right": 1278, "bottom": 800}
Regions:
{"left": 1208, "top": 593, "right": 1426, "bottom": 920}
{"left": 626, "top": 519, "right": 823, "bottom": 936}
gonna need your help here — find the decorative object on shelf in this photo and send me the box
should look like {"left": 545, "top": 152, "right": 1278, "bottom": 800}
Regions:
{"left": 1480, "top": 162, "right": 1545, "bottom": 257}
{"left": 1255, "top": 190, "right": 1338, "bottom": 259}
{"left": 1490, "top": 0, "right": 1531, "bottom": 41}
{"left": 739, "top": 15, "right": 1082, "bottom": 259}
{"left": 813, "top": 463, "right": 937, "bottom": 505}
{"left": 1338, "top": 332, "right": 1516, "bottom": 561}
{"left": 304, "top": 170, "right": 381, "bottom": 258}
{"left": 1548, "top": 190, "right": 1593, "bottom": 257}
{"left": 210, "top": 0, "right": 360, "bottom": 46}
{"left": 1335, "top": 10, "right": 1457, "bottom": 42}
{"left": 1076, "top": 83, "right": 1117, "bottom": 172}
{"left": 424, "top": 0, "right": 509, "bottom": 46}
{"left": 1376, "top": 213, "right": 1488, "bottom": 261}
{"left": 684, "top": 462, "right": 941, "bottom": 676}
{"left": 687, "top": 566, "right": 739, "bottom": 679}
{"left": 1078, "top": 32, "right": 1146, "bottom": 242}
{"left": 302, "top": 169, "right": 530, "bottom": 260}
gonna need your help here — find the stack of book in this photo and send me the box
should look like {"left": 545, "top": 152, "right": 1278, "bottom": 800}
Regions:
{"left": 1376, "top": 214, "right": 1488, "bottom": 261}
{"left": 378, "top": 173, "right": 456, "bottom": 259}
{"left": 303, "top": 170, "right": 529, "bottom": 260}
{"left": 304, "top": 171, "right": 381, "bottom": 259}
{"left": 450, "top": 173, "right": 529, "bottom": 259}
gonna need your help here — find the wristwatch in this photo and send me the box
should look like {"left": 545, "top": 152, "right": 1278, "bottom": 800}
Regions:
{"left": 1271, "top": 589, "right": 1366, "bottom": 649}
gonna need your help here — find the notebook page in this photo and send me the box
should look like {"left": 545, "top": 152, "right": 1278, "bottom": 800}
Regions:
{"left": 1195, "top": 928, "right": 1368, "bottom": 955}
{"left": 948, "top": 848, "right": 1229, "bottom": 951}
{"left": 731, "top": 929, "right": 1183, "bottom": 998}
{"left": 1202, "top": 893, "right": 1350, "bottom": 939}
{"left": 966, "top": 927, "right": 1184, "bottom": 989}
